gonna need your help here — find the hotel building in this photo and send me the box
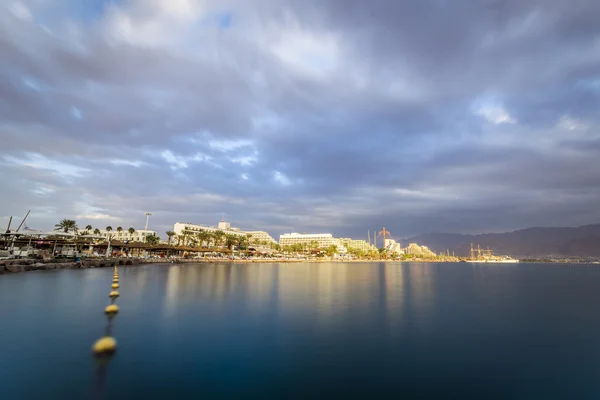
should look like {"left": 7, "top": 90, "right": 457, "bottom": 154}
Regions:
{"left": 338, "top": 238, "right": 375, "bottom": 253}
{"left": 278, "top": 233, "right": 347, "bottom": 253}
{"left": 97, "top": 229, "right": 156, "bottom": 242}
{"left": 245, "top": 231, "right": 277, "bottom": 244}
{"left": 173, "top": 221, "right": 275, "bottom": 244}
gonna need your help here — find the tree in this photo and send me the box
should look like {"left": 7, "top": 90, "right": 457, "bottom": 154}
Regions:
{"left": 237, "top": 235, "right": 248, "bottom": 251}
{"left": 85, "top": 225, "right": 93, "bottom": 231}
{"left": 128, "top": 227, "right": 135, "bottom": 235}
{"left": 106, "top": 226, "right": 113, "bottom": 232}
{"left": 166, "top": 231, "right": 175, "bottom": 245}
{"left": 181, "top": 229, "right": 195, "bottom": 247}
{"left": 55, "top": 219, "right": 78, "bottom": 233}
{"left": 146, "top": 234, "right": 160, "bottom": 245}
{"left": 325, "top": 245, "right": 338, "bottom": 257}
{"left": 93, "top": 228, "right": 101, "bottom": 235}
{"left": 197, "top": 231, "right": 210, "bottom": 248}
{"left": 213, "top": 230, "right": 225, "bottom": 248}
{"left": 309, "top": 240, "right": 319, "bottom": 252}
{"left": 225, "top": 234, "right": 237, "bottom": 250}
{"left": 116, "top": 226, "right": 123, "bottom": 233}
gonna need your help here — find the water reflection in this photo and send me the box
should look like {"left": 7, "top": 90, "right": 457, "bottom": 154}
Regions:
{"left": 157, "top": 262, "right": 440, "bottom": 335}
{"left": 6, "top": 262, "right": 600, "bottom": 398}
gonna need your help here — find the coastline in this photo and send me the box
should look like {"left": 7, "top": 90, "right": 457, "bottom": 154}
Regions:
{"left": 0, "top": 257, "right": 433, "bottom": 274}
{"left": 2, "top": 257, "right": 597, "bottom": 275}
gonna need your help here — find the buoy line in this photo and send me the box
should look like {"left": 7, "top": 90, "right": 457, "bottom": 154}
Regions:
{"left": 93, "top": 264, "right": 120, "bottom": 355}
{"left": 91, "top": 265, "right": 121, "bottom": 398}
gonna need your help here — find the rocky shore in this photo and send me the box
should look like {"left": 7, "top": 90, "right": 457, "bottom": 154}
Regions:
{"left": 0, "top": 257, "right": 180, "bottom": 274}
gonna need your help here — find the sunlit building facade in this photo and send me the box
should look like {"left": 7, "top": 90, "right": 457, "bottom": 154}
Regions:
{"left": 338, "top": 238, "right": 375, "bottom": 253}
{"left": 173, "top": 221, "right": 275, "bottom": 244}
{"left": 97, "top": 229, "right": 156, "bottom": 242}
{"left": 279, "top": 233, "right": 347, "bottom": 252}
{"left": 246, "top": 231, "right": 277, "bottom": 244}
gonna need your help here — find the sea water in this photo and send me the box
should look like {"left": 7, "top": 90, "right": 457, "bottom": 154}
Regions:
{"left": 2, "top": 262, "right": 600, "bottom": 399}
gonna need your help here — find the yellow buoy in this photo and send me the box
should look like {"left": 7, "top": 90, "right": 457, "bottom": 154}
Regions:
{"left": 111, "top": 283, "right": 119, "bottom": 289}
{"left": 105, "top": 304, "right": 119, "bottom": 314}
{"left": 92, "top": 336, "right": 117, "bottom": 354}
{"left": 109, "top": 290, "right": 120, "bottom": 299}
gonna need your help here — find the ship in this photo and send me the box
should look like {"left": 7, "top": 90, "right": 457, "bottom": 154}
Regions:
{"left": 464, "top": 244, "right": 520, "bottom": 263}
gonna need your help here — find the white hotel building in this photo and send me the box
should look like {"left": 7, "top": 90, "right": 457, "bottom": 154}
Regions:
{"left": 97, "top": 229, "right": 157, "bottom": 242}
{"left": 173, "top": 221, "right": 276, "bottom": 244}
{"left": 278, "top": 233, "right": 347, "bottom": 253}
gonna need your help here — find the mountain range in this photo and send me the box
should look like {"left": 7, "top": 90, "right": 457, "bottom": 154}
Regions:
{"left": 404, "top": 224, "right": 600, "bottom": 258}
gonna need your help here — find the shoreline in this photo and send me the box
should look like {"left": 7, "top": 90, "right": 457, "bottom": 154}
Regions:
{"left": 1, "top": 257, "right": 597, "bottom": 275}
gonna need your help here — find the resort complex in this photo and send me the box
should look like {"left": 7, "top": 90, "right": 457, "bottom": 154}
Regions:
{"left": 0, "top": 213, "right": 466, "bottom": 261}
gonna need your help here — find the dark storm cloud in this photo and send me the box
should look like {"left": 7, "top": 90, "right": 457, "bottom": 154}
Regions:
{"left": 1, "top": 0, "right": 599, "bottom": 238}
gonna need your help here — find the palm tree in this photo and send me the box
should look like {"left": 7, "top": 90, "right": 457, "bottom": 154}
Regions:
{"left": 128, "top": 227, "right": 135, "bottom": 235}
{"left": 93, "top": 228, "right": 101, "bottom": 235}
{"left": 117, "top": 226, "right": 123, "bottom": 233}
{"left": 146, "top": 234, "right": 160, "bottom": 245}
{"left": 181, "top": 229, "right": 194, "bottom": 246}
{"left": 85, "top": 224, "right": 93, "bottom": 231}
{"left": 225, "top": 234, "right": 237, "bottom": 250}
{"left": 237, "top": 235, "right": 247, "bottom": 251}
{"left": 326, "top": 245, "right": 338, "bottom": 257}
{"left": 207, "top": 232, "right": 217, "bottom": 248}
{"left": 54, "top": 219, "right": 78, "bottom": 233}
{"left": 197, "top": 231, "right": 210, "bottom": 248}
{"left": 213, "top": 230, "right": 225, "bottom": 248}
{"left": 166, "top": 231, "right": 176, "bottom": 245}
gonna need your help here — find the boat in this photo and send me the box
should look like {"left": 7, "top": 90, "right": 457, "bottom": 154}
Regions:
{"left": 465, "top": 258, "right": 519, "bottom": 263}
{"left": 465, "top": 244, "right": 519, "bottom": 263}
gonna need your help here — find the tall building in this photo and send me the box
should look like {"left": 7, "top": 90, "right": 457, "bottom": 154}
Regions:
{"left": 217, "top": 221, "right": 231, "bottom": 231}
{"left": 279, "top": 233, "right": 347, "bottom": 253}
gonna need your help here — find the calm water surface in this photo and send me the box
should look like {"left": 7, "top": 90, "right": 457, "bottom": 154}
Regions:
{"left": 2, "top": 262, "right": 600, "bottom": 399}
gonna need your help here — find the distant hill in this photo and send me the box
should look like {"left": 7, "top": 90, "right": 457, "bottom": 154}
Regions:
{"left": 404, "top": 224, "right": 600, "bottom": 258}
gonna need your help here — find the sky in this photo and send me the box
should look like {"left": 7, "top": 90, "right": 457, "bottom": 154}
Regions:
{"left": 1, "top": 0, "right": 600, "bottom": 240}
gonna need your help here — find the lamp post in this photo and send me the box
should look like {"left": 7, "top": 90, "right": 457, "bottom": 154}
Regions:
{"left": 107, "top": 232, "right": 111, "bottom": 257}
{"left": 144, "top": 212, "right": 152, "bottom": 243}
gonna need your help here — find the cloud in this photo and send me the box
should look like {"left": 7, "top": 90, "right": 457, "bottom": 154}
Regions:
{"left": 1, "top": 0, "right": 600, "bottom": 239}
{"left": 273, "top": 171, "right": 291, "bottom": 186}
